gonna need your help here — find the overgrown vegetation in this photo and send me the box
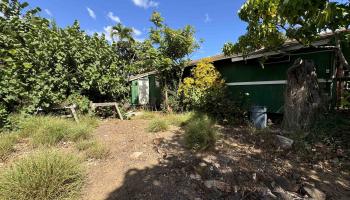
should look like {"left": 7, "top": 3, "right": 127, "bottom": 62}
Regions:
{"left": 0, "top": 150, "right": 84, "bottom": 200}
{"left": 144, "top": 112, "right": 193, "bottom": 132}
{"left": 148, "top": 11, "right": 200, "bottom": 111}
{"left": 76, "top": 139, "right": 109, "bottom": 160}
{"left": 136, "top": 111, "right": 158, "bottom": 120}
{"left": 223, "top": 0, "right": 350, "bottom": 57}
{"left": 0, "top": 0, "right": 131, "bottom": 128}
{"left": 184, "top": 113, "right": 218, "bottom": 151}
{"left": 0, "top": 115, "right": 99, "bottom": 162}
{"left": 308, "top": 112, "right": 350, "bottom": 148}
{"left": 0, "top": 133, "right": 18, "bottom": 161}
{"left": 147, "top": 119, "right": 169, "bottom": 132}
{"left": 165, "top": 112, "right": 193, "bottom": 127}
{"left": 178, "top": 58, "right": 249, "bottom": 123}
{"left": 17, "top": 116, "right": 97, "bottom": 147}
{"left": 0, "top": 1, "right": 201, "bottom": 127}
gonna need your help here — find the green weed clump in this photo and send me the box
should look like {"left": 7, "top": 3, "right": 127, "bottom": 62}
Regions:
{"left": 0, "top": 150, "right": 84, "bottom": 200}
{"left": 165, "top": 112, "right": 193, "bottom": 127}
{"left": 18, "top": 116, "right": 97, "bottom": 147}
{"left": 184, "top": 114, "right": 217, "bottom": 151}
{"left": 136, "top": 111, "right": 158, "bottom": 120}
{"left": 76, "top": 140, "right": 109, "bottom": 159}
{"left": 147, "top": 119, "right": 169, "bottom": 132}
{"left": 0, "top": 134, "right": 18, "bottom": 161}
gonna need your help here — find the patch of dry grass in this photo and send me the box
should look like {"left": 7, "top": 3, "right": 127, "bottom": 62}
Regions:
{"left": 76, "top": 139, "right": 109, "bottom": 160}
{"left": 0, "top": 150, "right": 84, "bottom": 200}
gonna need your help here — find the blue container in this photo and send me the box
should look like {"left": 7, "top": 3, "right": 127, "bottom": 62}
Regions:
{"left": 250, "top": 106, "right": 267, "bottom": 129}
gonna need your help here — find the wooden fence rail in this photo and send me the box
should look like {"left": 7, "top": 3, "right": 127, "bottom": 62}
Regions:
{"left": 90, "top": 102, "right": 124, "bottom": 120}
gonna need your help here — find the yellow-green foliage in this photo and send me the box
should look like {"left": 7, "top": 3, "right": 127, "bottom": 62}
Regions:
{"left": 147, "top": 119, "right": 169, "bottom": 132}
{"left": 184, "top": 114, "right": 217, "bottom": 151}
{"left": 178, "top": 58, "right": 225, "bottom": 105}
{"left": 0, "top": 134, "right": 18, "bottom": 161}
{"left": 18, "top": 116, "right": 97, "bottom": 147}
{"left": 0, "top": 150, "right": 84, "bottom": 200}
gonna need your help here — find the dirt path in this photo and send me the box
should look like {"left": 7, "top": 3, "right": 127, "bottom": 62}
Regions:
{"left": 82, "top": 119, "right": 350, "bottom": 200}
{"left": 82, "top": 119, "right": 175, "bottom": 200}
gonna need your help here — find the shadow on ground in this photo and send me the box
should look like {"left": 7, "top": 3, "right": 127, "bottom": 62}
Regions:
{"left": 105, "top": 125, "right": 350, "bottom": 200}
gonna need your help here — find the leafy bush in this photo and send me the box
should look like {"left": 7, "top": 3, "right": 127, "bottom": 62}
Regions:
{"left": 0, "top": 150, "right": 84, "bottom": 200}
{"left": 178, "top": 58, "right": 249, "bottom": 123}
{"left": 166, "top": 93, "right": 183, "bottom": 112}
{"left": 63, "top": 93, "right": 91, "bottom": 114}
{"left": 18, "top": 116, "right": 97, "bottom": 146}
{"left": 184, "top": 114, "right": 217, "bottom": 150}
{"left": 0, "top": 133, "right": 18, "bottom": 161}
{"left": 147, "top": 119, "right": 169, "bottom": 132}
{"left": 178, "top": 58, "right": 225, "bottom": 107}
{"left": 0, "top": 1, "right": 129, "bottom": 128}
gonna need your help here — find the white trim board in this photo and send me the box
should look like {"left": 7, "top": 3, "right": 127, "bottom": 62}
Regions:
{"left": 226, "top": 79, "right": 331, "bottom": 86}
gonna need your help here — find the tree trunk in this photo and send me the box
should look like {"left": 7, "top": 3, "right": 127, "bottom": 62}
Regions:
{"left": 283, "top": 58, "right": 323, "bottom": 131}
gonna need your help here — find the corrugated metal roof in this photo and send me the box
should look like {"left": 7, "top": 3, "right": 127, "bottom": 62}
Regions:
{"left": 128, "top": 71, "right": 157, "bottom": 81}
{"left": 187, "top": 30, "right": 348, "bottom": 66}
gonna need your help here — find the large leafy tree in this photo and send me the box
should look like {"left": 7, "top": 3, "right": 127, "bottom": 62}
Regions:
{"left": 0, "top": 0, "right": 129, "bottom": 127}
{"left": 110, "top": 23, "right": 139, "bottom": 74}
{"left": 223, "top": 0, "right": 350, "bottom": 60}
{"left": 149, "top": 12, "right": 200, "bottom": 110}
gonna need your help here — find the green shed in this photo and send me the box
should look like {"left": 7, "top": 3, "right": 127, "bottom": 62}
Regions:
{"left": 187, "top": 32, "right": 350, "bottom": 113}
{"left": 129, "top": 71, "right": 162, "bottom": 108}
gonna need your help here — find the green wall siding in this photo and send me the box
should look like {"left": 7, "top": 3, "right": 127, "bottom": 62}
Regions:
{"left": 217, "top": 50, "right": 334, "bottom": 83}
{"left": 214, "top": 50, "right": 335, "bottom": 113}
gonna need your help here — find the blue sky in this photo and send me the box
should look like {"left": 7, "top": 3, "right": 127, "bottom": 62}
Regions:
{"left": 26, "top": 0, "right": 248, "bottom": 59}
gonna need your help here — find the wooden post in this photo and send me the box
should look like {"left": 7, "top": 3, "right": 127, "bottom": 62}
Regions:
{"left": 90, "top": 101, "right": 95, "bottom": 112}
{"left": 69, "top": 104, "right": 79, "bottom": 123}
{"left": 114, "top": 103, "right": 124, "bottom": 120}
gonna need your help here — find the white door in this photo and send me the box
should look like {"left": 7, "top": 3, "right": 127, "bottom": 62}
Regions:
{"left": 138, "top": 78, "right": 149, "bottom": 105}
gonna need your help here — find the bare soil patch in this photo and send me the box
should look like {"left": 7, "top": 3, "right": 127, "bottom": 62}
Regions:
{"left": 82, "top": 119, "right": 350, "bottom": 200}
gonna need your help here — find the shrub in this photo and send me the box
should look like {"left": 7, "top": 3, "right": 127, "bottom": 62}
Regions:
{"left": 178, "top": 58, "right": 249, "bottom": 123}
{"left": 18, "top": 116, "right": 97, "bottom": 146}
{"left": 178, "top": 58, "right": 225, "bottom": 110}
{"left": 184, "top": 114, "right": 217, "bottom": 150}
{"left": 147, "top": 119, "right": 169, "bottom": 132}
{"left": 63, "top": 93, "right": 91, "bottom": 114}
{"left": 0, "top": 134, "right": 18, "bottom": 161}
{"left": 0, "top": 150, "right": 84, "bottom": 200}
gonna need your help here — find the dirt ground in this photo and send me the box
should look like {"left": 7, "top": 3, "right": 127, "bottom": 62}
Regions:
{"left": 82, "top": 119, "right": 350, "bottom": 200}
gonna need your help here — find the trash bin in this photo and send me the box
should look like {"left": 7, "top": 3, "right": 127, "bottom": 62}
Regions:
{"left": 250, "top": 106, "right": 267, "bottom": 129}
